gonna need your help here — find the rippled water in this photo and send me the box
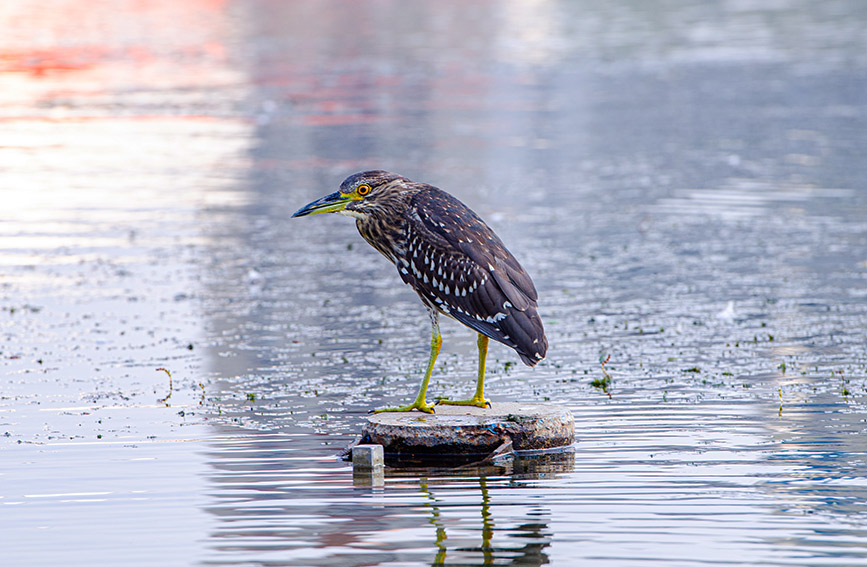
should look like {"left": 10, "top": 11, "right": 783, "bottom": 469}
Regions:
{"left": 2, "top": 1, "right": 867, "bottom": 565}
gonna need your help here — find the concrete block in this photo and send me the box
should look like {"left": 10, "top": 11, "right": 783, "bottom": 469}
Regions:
{"left": 352, "top": 444, "right": 384, "bottom": 469}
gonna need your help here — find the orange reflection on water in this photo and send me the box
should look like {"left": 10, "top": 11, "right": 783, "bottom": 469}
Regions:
{"left": 0, "top": 0, "right": 253, "bottom": 277}
{"left": 0, "top": 0, "right": 240, "bottom": 118}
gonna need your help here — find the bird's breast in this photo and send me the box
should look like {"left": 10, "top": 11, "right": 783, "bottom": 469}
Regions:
{"left": 356, "top": 216, "right": 405, "bottom": 265}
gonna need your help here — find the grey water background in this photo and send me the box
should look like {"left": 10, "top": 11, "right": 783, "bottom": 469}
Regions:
{"left": 2, "top": 1, "right": 867, "bottom": 565}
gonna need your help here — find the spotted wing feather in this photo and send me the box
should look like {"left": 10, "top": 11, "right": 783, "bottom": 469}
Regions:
{"left": 397, "top": 187, "right": 547, "bottom": 366}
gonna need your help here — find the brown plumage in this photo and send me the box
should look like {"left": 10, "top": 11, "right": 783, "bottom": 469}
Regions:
{"left": 293, "top": 170, "right": 546, "bottom": 413}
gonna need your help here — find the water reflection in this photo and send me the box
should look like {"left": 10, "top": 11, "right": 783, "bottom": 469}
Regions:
{"left": 203, "top": 432, "right": 568, "bottom": 566}
{"left": 419, "top": 477, "right": 550, "bottom": 567}
{"left": 200, "top": 396, "right": 867, "bottom": 566}
{"left": 761, "top": 420, "right": 867, "bottom": 562}
{"left": 0, "top": 0, "right": 253, "bottom": 441}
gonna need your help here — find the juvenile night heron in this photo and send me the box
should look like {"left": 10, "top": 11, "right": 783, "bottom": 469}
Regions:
{"left": 292, "top": 171, "right": 547, "bottom": 413}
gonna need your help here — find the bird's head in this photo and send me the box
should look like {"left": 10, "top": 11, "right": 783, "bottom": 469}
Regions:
{"left": 292, "top": 170, "right": 408, "bottom": 220}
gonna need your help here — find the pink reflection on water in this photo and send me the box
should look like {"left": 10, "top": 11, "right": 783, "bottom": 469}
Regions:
{"left": 0, "top": 0, "right": 239, "bottom": 118}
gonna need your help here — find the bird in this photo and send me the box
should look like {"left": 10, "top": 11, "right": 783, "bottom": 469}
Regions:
{"left": 292, "top": 171, "right": 547, "bottom": 413}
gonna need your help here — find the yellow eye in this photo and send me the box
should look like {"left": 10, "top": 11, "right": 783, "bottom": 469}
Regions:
{"left": 356, "top": 184, "right": 371, "bottom": 196}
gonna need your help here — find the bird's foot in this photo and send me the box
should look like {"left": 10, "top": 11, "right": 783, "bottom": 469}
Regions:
{"left": 435, "top": 396, "right": 492, "bottom": 409}
{"left": 370, "top": 400, "right": 436, "bottom": 414}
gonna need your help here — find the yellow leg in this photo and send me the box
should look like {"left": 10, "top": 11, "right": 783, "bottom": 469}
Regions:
{"left": 436, "top": 333, "right": 491, "bottom": 409}
{"left": 372, "top": 310, "right": 440, "bottom": 414}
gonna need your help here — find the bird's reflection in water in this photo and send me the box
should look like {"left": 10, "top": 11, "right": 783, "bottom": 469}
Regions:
{"left": 203, "top": 432, "right": 572, "bottom": 566}
{"left": 420, "top": 481, "right": 449, "bottom": 564}
{"left": 419, "top": 476, "right": 550, "bottom": 567}
{"left": 409, "top": 452, "right": 574, "bottom": 566}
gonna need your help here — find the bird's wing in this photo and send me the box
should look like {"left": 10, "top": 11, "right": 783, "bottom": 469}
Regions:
{"left": 413, "top": 189, "right": 538, "bottom": 310}
{"left": 403, "top": 189, "right": 547, "bottom": 366}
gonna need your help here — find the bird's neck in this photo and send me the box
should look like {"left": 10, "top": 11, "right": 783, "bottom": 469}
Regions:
{"left": 354, "top": 203, "right": 407, "bottom": 265}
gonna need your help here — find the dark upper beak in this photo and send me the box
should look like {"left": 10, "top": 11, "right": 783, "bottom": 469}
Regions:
{"left": 292, "top": 191, "right": 353, "bottom": 217}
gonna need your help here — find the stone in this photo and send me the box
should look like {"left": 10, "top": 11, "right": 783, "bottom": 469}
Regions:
{"left": 360, "top": 402, "right": 574, "bottom": 466}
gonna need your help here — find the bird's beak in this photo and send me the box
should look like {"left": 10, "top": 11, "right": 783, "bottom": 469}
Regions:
{"left": 292, "top": 191, "right": 352, "bottom": 217}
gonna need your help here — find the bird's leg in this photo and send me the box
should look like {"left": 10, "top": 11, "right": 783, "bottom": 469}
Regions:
{"left": 372, "top": 309, "right": 440, "bottom": 414}
{"left": 436, "top": 333, "right": 492, "bottom": 409}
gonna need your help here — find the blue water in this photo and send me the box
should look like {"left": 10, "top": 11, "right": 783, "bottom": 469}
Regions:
{"left": 2, "top": 1, "right": 867, "bottom": 565}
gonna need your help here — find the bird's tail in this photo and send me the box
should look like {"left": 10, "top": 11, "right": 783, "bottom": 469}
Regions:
{"left": 450, "top": 301, "right": 547, "bottom": 367}
{"left": 510, "top": 310, "right": 547, "bottom": 367}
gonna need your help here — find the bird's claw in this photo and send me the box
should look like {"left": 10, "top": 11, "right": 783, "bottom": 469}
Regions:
{"left": 435, "top": 397, "right": 492, "bottom": 409}
{"left": 370, "top": 401, "right": 436, "bottom": 414}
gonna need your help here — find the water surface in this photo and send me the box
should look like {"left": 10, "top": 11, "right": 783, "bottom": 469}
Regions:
{"left": 2, "top": 1, "right": 867, "bottom": 565}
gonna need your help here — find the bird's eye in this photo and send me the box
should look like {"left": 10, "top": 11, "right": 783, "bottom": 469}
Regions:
{"left": 357, "top": 184, "right": 371, "bottom": 196}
